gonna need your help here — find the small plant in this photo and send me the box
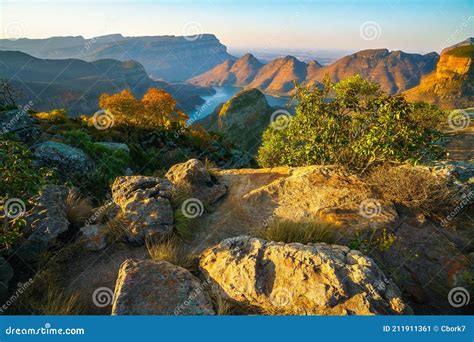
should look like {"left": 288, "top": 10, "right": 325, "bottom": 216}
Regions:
{"left": 256, "top": 219, "right": 337, "bottom": 245}
{"left": 64, "top": 190, "right": 93, "bottom": 227}
{"left": 146, "top": 236, "right": 194, "bottom": 270}
{"left": 35, "top": 109, "right": 69, "bottom": 123}
{"left": 350, "top": 228, "right": 397, "bottom": 254}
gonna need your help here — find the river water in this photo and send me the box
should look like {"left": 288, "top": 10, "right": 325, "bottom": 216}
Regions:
{"left": 188, "top": 86, "right": 292, "bottom": 121}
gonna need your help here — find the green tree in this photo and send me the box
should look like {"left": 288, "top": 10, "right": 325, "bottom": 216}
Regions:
{"left": 257, "top": 75, "right": 445, "bottom": 171}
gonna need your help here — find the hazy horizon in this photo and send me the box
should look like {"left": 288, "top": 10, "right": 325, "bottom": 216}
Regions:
{"left": 1, "top": 0, "right": 473, "bottom": 54}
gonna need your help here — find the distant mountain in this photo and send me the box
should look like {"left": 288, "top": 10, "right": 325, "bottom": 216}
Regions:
{"left": 0, "top": 34, "right": 234, "bottom": 82}
{"left": 196, "top": 88, "right": 273, "bottom": 154}
{"left": 189, "top": 54, "right": 263, "bottom": 87}
{"left": 247, "top": 56, "right": 307, "bottom": 96}
{"left": 404, "top": 38, "right": 474, "bottom": 109}
{"left": 0, "top": 51, "right": 207, "bottom": 115}
{"left": 189, "top": 49, "right": 438, "bottom": 95}
{"left": 308, "top": 49, "right": 439, "bottom": 94}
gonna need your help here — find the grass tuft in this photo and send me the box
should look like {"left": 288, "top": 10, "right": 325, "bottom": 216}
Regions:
{"left": 255, "top": 219, "right": 337, "bottom": 245}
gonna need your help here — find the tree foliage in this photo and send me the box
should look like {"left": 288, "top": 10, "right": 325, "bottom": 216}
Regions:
{"left": 98, "top": 88, "right": 188, "bottom": 129}
{"left": 257, "top": 75, "right": 446, "bottom": 171}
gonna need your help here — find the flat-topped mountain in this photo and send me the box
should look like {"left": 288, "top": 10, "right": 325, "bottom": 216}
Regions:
{"left": 405, "top": 39, "right": 474, "bottom": 108}
{"left": 188, "top": 49, "right": 438, "bottom": 95}
{"left": 0, "top": 34, "right": 234, "bottom": 82}
{"left": 0, "top": 50, "right": 206, "bottom": 115}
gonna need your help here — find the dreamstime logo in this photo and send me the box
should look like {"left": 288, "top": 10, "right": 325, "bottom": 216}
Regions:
{"left": 447, "top": 287, "right": 470, "bottom": 308}
{"left": 92, "top": 287, "right": 114, "bottom": 308}
{"left": 3, "top": 198, "right": 26, "bottom": 219}
{"left": 270, "top": 109, "right": 291, "bottom": 131}
{"left": 181, "top": 198, "right": 204, "bottom": 219}
{"left": 4, "top": 22, "right": 25, "bottom": 41}
{"left": 182, "top": 21, "right": 203, "bottom": 41}
{"left": 359, "top": 198, "right": 382, "bottom": 218}
{"left": 448, "top": 110, "right": 470, "bottom": 131}
{"left": 360, "top": 21, "right": 381, "bottom": 41}
{"left": 269, "top": 287, "right": 293, "bottom": 308}
{"left": 92, "top": 109, "right": 114, "bottom": 130}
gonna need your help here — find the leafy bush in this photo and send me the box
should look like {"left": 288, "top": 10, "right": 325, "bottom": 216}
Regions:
{"left": 35, "top": 109, "right": 69, "bottom": 123}
{"left": 256, "top": 219, "right": 336, "bottom": 245}
{"left": 257, "top": 76, "right": 445, "bottom": 172}
{"left": 62, "top": 129, "right": 129, "bottom": 196}
{"left": 0, "top": 139, "right": 55, "bottom": 199}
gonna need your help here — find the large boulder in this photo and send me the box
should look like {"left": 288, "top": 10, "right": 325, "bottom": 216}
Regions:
{"left": 0, "top": 109, "right": 41, "bottom": 143}
{"left": 26, "top": 185, "right": 70, "bottom": 243}
{"left": 166, "top": 159, "right": 227, "bottom": 207}
{"left": 112, "top": 259, "right": 215, "bottom": 315}
{"left": 111, "top": 176, "right": 174, "bottom": 242}
{"left": 32, "top": 141, "right": 94, "bottom": 177}
{"left": 0, "top": 256, "right": 14, "bottom": 306}
{"left": 199, "top": 236, "right": 412, "bottom": 315}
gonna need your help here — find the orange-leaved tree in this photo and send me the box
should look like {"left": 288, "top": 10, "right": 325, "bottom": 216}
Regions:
{"left": 98, "top": 88, "right": 188, "bottom": 129}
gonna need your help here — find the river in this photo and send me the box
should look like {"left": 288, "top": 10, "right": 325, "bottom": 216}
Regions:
{"left": 188, "top": 86, "right": 292, "bottom": 121}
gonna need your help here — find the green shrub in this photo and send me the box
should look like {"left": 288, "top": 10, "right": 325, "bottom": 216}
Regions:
{"left": 256, "top": 219, "right": 336, "bottom": 245}
{"left": 0, "top": 139, "right": 55, "bottom": 199}
{"left": 257, "top": 76, "right": 445, "bottom": 172}
{"left": 62, "top": 129, "right": 129, "bottom": 196}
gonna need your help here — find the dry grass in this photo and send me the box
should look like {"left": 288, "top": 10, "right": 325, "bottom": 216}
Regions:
{"left": 104, "top": 212, "right": 129, "bottom": 243}
{"left": 40, "top": 288, "right": 82, "bottom": 315}
{"left": 146, "top": 236, "right": 194, "bottom": 270}
{"left": 65, "top": 190, "right": 94, "bottom": 227}
{"left": 256, "top": 219, "right": 337, "bottom": 245}
{"left": 368, "top": 165, "right": 456, "bottom": 220}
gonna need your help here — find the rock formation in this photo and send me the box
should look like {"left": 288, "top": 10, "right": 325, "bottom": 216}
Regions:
{"left": 199, "top": 236, "right": 412, "bottom": 315}
{"left": 112, "top": 259, "right": 215, "bottom": 315}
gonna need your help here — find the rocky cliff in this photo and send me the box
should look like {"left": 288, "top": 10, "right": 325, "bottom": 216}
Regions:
{"left": 404, "top": 39, "right": 474, "bottom": 109}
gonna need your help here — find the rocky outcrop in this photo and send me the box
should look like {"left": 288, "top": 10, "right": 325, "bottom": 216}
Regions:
{"left": 0, "top": 109, "right": 40, "bottom": 143}
{"left": 200, "top": 236, "right": 411, "bottom": 315}
{"left": 165, "top": 159, "right": 227, "bottom": 207}
{"left": 191, "top": 165, "right": 397, "bottom": 251}
{"left": 404, "top": 38, "right": 473, "bottom": 108}
{"left": 26, "top": 185, "right": 70, "bottom": 243}
{"left": 112, "top": 259, "right": 215, "bottom": 315}
{"left": 111, "top": 176, "right": 174, "bottom": 242}
{"left": 0, "top": 256, "right": 14, "bottom": 306}
{"left": 197, "top": 89, "right": 274, "bottom": 154}
{"left": 32, "top": 141, "right": 94, "bottom": 177}
{"left": 80, "top": 224, "right": 108, "bottom": 251}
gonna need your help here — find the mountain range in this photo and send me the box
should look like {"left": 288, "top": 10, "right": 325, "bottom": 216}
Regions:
{"left": 0, "top": 34, "right": 233, "bottom": 82}
{"left": 0, "top": 50, "right": 209, "bottom": 115}
{"left": 189, "top": 49, "right": 440, "bottom": 96}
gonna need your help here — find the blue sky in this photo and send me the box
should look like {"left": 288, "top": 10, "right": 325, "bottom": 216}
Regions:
{"left": 1, "top": 0, "right": 473, "bottom": 53}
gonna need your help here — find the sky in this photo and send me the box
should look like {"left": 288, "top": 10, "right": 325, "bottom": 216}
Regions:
{"left": 0, "top": 0, "right": 473, "bottom": 53}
